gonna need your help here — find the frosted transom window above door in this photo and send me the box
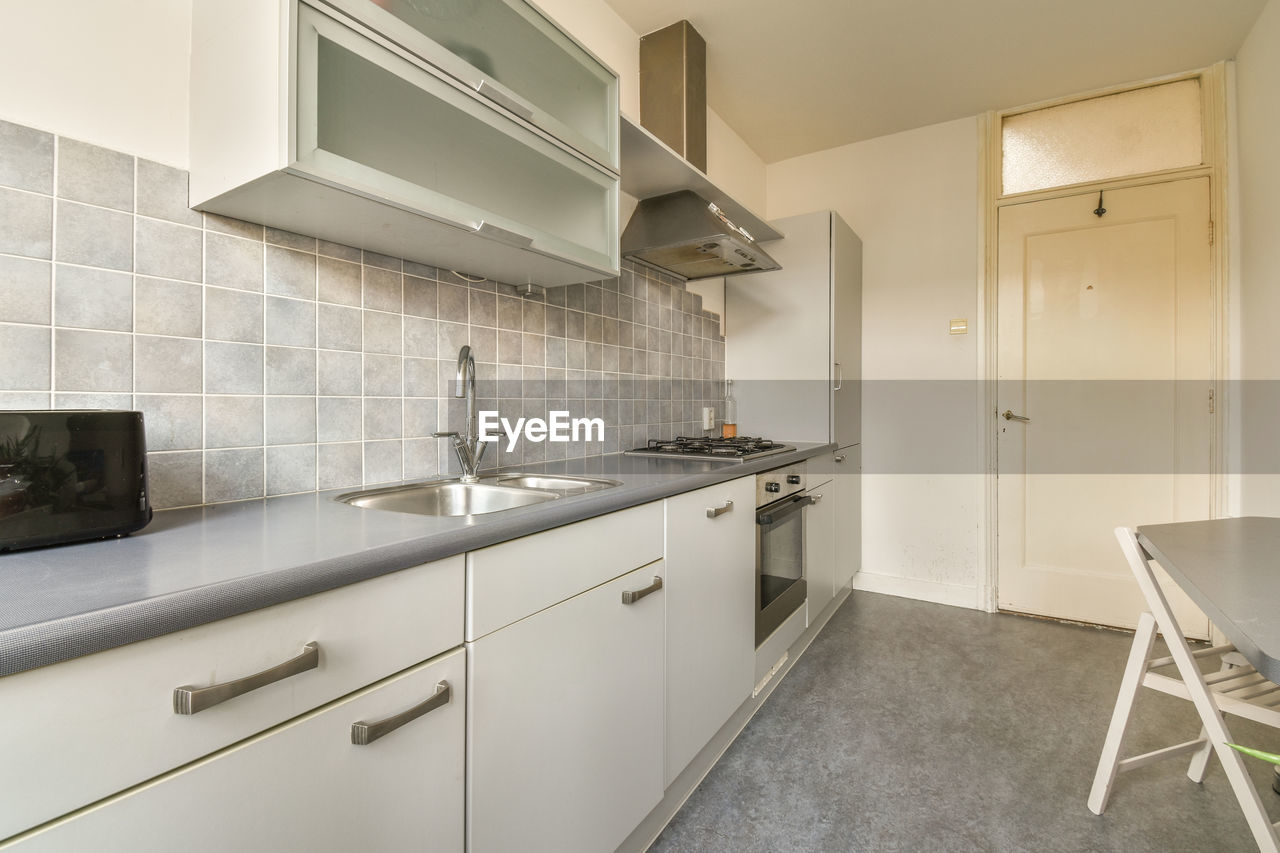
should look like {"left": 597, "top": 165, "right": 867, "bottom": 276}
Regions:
{"left": 1001, "top": 79, "right": 1203, "bottom": 195}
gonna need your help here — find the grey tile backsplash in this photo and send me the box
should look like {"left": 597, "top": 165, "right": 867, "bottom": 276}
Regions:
{"left": 0, "top": 119, "right": 726, "bottom": 509}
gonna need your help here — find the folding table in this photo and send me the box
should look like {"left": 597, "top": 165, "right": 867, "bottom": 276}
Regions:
{"left": 1089, "top": 518, "right": 1280, "bottom": 852}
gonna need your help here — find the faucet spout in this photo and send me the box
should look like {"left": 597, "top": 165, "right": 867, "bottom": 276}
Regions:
{"left": 439, "top": 345, "right": 485, "bottom": 482}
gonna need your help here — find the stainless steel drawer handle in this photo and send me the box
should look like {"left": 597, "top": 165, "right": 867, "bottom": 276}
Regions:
{"left": 173, "top": 641, "right": 319, "bottom": 715}
{"left": 706, "top": 499, "right": 734, "bottom": 519}
{"left": 351, "top": 680, "right": 452, "bottom": 746}
{"left": 621, "top": 576, "right": 663, "bottom": 605}
{"left": 1002, "top": 410, "right": 1031, "bottom": 423}
{"left": 475, "top": 80, "right": 535, "bottom": 121}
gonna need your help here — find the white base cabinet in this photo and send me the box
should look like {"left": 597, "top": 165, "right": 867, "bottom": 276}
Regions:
{"left": 3, "top": 649, "right": 466, "bottom": 853}
{"left": 805, "top": 476, "right": 837, "bottom": 619}
{"left": 834, "top": 444, "right": 862, "bottom": 589}
{"left": 663, "top": 475, "right": 756, "bottom": 787}
{"left": 467, "top": 561, "right": 665, "bottom": 853}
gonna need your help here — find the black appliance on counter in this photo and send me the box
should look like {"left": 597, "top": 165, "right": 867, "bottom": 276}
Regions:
{"left": 0, "top": 410, "right": 152, "bottom": 552}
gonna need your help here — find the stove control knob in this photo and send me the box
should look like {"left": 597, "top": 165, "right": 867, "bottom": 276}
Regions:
{"left": 765, "top": 482, "right": 780, "bottom": 493}
{"left": 786, "top": 474, "right": 801, "bottom": 485}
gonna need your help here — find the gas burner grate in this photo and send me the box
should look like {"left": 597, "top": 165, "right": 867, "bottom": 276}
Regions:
{"left": 628, "top": 435, "right": 791, "bottom": 461}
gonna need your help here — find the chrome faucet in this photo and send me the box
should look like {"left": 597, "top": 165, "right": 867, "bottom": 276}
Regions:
{"left": 433, "top": 345, "right": 486, "bottom": 483}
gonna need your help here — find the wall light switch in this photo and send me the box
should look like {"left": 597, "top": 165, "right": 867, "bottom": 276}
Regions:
{"left": 701, "top": 407, "right": 715, "bottom": 429}
{"left": 950, "top": 318, "right": 968, "bottom": 335}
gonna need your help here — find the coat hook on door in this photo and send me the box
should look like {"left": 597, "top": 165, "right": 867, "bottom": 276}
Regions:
{"left": 1093, "top": 191, "right": 1107, "bottom": 218}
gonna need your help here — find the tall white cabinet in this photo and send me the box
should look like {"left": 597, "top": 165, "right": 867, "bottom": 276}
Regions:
{"left": 726, "top": 211, "right": 863, "bottom": 591}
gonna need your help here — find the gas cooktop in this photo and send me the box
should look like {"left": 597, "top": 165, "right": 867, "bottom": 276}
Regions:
{"left": 624, "top": 436, "right": 793, "bottom": 462}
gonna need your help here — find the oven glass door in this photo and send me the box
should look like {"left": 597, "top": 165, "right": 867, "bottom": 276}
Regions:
{"left": 756, "top": 492, "right": 812, "bottom": 644}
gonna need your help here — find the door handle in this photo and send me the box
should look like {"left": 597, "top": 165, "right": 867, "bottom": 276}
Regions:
{"left": 706, "top": 500, "right": 734, "bottom": 519}
{"left": 174, "top": 642, "right": 319, "bottom": 715}
{"left": 833, "top": 362, "right": 842, "bottom": 391}
{"left": 1002, "top": 410, "right": 1031, "bottom": 423}
{"left": 351, "top": 681, "right": 451, "bottom": 746}
{"left": 621, "top": 576, "right": 663, "bottom": 604}
{"left": 835, "top": 455, "right": 846, "bottom": 463}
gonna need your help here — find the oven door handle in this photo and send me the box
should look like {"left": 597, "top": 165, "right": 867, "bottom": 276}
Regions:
{"left": 756, "top": 494, "right": 814, "bottom": 526}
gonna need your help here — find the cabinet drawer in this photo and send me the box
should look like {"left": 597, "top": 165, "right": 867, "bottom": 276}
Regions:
{"left": 2, "top": 649, "right": 465, "bottom": 853}
{"left": 466, "top": 503, "right": 663, "bottom": 640}
{"left": 295, "top": 4, "right": 619, "bottom": 276}
{"left": 0, "top": 555, "right": 463, "bottom": 840}
{"left": 319, "top": 0, "right": 619, "bottom": 171}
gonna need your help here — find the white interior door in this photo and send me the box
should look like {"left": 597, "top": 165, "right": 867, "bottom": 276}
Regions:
{"left": 997, "top": 178, "right": 1212, "bottom": 638}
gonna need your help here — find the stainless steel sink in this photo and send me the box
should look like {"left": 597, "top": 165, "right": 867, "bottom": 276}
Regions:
{"left": 491, "top": 474, "right": 621, "bottom": 495}
{"left": 337, "top": 481, "right": 559, "bottom": 517}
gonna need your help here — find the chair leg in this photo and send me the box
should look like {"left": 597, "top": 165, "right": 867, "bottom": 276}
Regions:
{"left": 1089, "top": 610, "right": 1159, "bottom": 815}
{"left": 1188, "top": 653, "right": 1238, "bottom": 783}
{"left": 1187, "top": 725, "right": 1213, "bottom": 783}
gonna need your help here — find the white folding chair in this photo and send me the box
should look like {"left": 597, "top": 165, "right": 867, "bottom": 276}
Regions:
{"left": 1088, "top": 527, "right": 1280, "bottom": 852}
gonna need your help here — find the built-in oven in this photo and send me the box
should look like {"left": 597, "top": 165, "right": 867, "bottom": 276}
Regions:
{"left": 756, "top": 463, "right": 812, "bottom": 646}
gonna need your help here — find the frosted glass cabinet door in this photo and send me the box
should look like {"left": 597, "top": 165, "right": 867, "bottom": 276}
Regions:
{"left": 321, "top": 0, "right": 619, "bottom": 171}
{"left": 294, "top": 4, "right": 618, "bottom": 276}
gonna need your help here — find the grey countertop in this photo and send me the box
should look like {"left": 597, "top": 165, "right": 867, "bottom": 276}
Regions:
{"left": 0, "top": 443, "right": 834, "bottom": 676}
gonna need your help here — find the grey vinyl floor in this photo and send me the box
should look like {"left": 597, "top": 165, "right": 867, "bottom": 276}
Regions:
{"left": 649, "top": 591, "right": 1280, "bottom": 853}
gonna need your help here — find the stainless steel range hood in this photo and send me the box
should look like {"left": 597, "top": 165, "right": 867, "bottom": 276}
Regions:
{"left": 621, "top": 20, "right": 781, "bottom": 280}
{"left": 621, "top": 190, "right": 780, "bottom": 279}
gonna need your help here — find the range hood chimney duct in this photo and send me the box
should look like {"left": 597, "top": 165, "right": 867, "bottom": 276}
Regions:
{"left": 640, "top": 20, "right": 707, "bottom": 172}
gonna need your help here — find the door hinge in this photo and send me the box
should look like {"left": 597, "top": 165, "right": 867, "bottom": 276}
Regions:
{"left": 1209, "top": 388, "right": 1215, "bottom": 414}
{"left": 1209, "top": 219, "right": 1215, "bottom": 246}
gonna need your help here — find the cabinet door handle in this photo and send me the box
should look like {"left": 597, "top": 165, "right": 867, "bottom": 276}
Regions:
{"left": 173, "top": 641, "right": 319, "bottom": 715}
{"left": 474, "top": 79, "right": 536, "bottom": 121}
{"left": 834, "top": 362, "right": 842, "bottom": 391}
{"left": 351, "top": 680, "right": 452, "bottom": 746}
{"left": 812, "top": 494, "right": 824, "bottom": 503}
{"left": 835, "top": 455, "right": 846, "bottom": 463}
{"left": 473, "top": 220, "right": 535, "bottom": 248}
{"left": 706, "top": 499, "right": 734, "bottom": 519}
{"left": 621, "top": 575, "right": 663, "bottom": 604}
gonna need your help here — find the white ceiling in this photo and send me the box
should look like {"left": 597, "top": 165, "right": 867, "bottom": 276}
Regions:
{"left": 601, "top": 0, "right": 1269, "bottom": 163}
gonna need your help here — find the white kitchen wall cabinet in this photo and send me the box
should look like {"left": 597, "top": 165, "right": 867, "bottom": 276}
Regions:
{"left": 726, "top": 210, "right": 862, "bottom": 446}
{"left": 663, "top": 475, "right": 756, "bottom": 787}
{"left": 467, "top": 561, "right": 665, "bottom": 853}
{"left": 2, "top": 650, "right": 465, "bottom": 853}
{"left": 834, "top": 445, "right": 862, "bottom": 589}
{"left": 190, "top": 0, "right": 619, "bottom": 287}
{"left": 319, "top": 0, "right": 618, "bottom": 171}
{"left": 0, "top": 556, "right": 463, "bottom": 842}
{"left": 805, "top": 478, "right": 836, "bottom": 619}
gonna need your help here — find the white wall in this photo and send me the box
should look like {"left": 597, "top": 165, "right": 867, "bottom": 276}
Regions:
{"left": 1235, "top": 0, "right": 1280, "bottom": 514}
{"left": 0, "top": 0, "right": 192, "bottom": 167}
{"left": 766, "top": 117, "right": 985, "bottom": 609}
{"left": 707, "top": 109, "right": 767, "bottom": 216}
